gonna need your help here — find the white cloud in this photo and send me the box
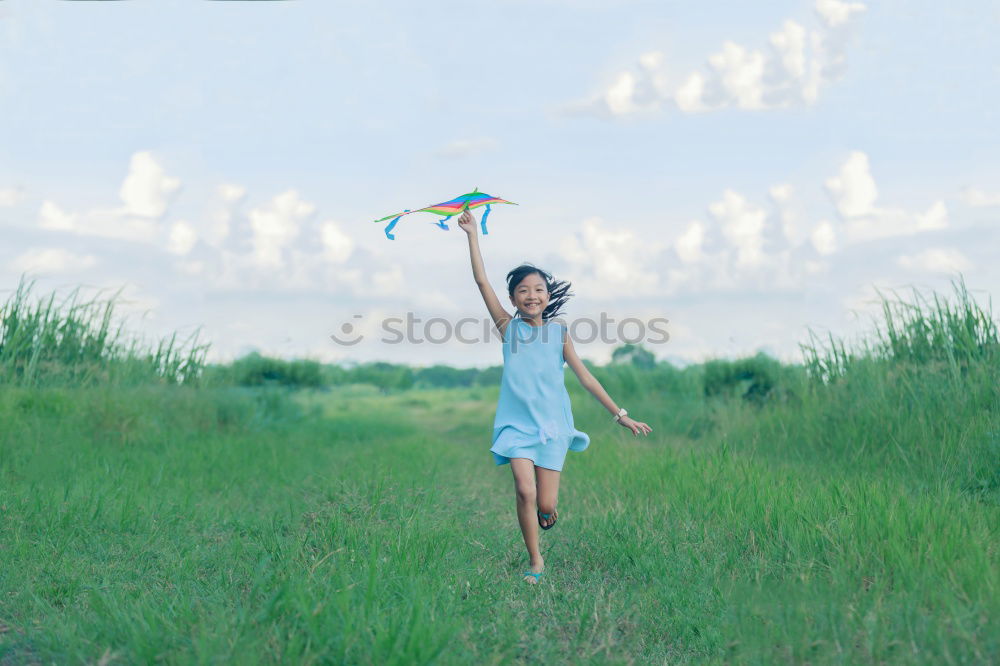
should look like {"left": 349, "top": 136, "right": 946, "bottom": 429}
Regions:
{"left": 558, "top": 216, "right": 663, "bottom": 298}
{"left": 247, "top": 190, "right": 316, "bottom": 268}
{"left": 815, "top": 0, "right": 867, "bottom": 28}
{"left": 9, "top": 248, "right": 98, "bottom": 274}
{"left": 201, "top": 183, "right": 247, "bottom": 247}
{"left": 33, "top": 151, "right": 181, "bottom": 243}
{"left": 605, "top": 71, "right": 641, "bottom": 115}
{"left": 436, "top": 137, "right": 500, "bottom": 159}
{"left": 708, "top": 189, "right": 768, "bottom": 268}
{"left": 824, "top": 151, "right": 949, "bottom": 243}
{"left": 219, "top": 184, "right": 246, "bottom": 203}
{"left": 119, "top": 151, "right": 181, "bottom": 218}
{"left": 666, "top": 184, "right": 831, "bottom": 293}
{"left": 674, "top": 220, "right": 706, "bottom": 264}
{"left": 769, "top": 183, "right": 793, "bottom": 204}
{"left": 770, "top": 20, "right": 807, "bottom": 79}
{"left": 706, "top": 41, "right": 767, "bottom": 110}
{"left": 38, "top": 200, "right": 77, "bottom": 231}
{"left": 320, "top": 221, "right": 354, "bottom": 263}
{"left": 768, "top": 183, "right": 802, "bottom": 245}
{"left": 897, "top": 248, "right": 972, "bottom": 274}
{"left": 674, "top": 72, "right": 707, "bottom": 113}
{"left": 596, "top": 51, "right": 672, "bottom": 115}
{"left": 915, "top": 200, "right": 948, "bottom": 231}
{"left": 0, "top": 187, "right": 25, "bottom": 207}
{"left": 810, "top": 220, "right": 837, "bottom": 255}
{"left": 574, "top": 0, "right": 866, "bottom": 117}
{"left": 37, "top": 204, "right": 159, "bottom": 242}
{"left": 17, "top": 157, "right": 386, "bottom": 307}
{"left": 825, "top": 150, "right": 877, "bottom": 217}
{"left": 960, "top": 187, "right": 1000, "bottom": 207}
{"left": 167, "top": 220, "right": 198, "bottom": 255}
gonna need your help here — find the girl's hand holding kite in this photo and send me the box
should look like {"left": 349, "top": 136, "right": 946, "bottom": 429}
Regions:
{"left": 457, "top": 209, "right": 477, "bottom": 236}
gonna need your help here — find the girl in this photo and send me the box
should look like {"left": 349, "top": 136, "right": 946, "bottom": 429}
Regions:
{"left": 458, "top": 208, "right": 653, "bottom": 585}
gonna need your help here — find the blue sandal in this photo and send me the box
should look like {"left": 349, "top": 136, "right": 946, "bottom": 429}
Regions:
{"left": 523, "top": 571, "right": 543, "bottom": 582}
{"left": 537, "top": 510, "right": 557, "bottom": 530}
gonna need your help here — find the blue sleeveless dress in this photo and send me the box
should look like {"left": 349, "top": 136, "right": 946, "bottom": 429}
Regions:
{"left": 490, "top": 316, "right": 590, "bottom": 471}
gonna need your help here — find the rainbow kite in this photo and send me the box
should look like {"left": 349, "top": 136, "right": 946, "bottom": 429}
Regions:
{"left": 374, "top": 188, "right": 517, "bottom": 240}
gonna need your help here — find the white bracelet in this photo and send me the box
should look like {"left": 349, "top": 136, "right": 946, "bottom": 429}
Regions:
{"left": 613, "top": 407, "right": 627, "bottom": 422}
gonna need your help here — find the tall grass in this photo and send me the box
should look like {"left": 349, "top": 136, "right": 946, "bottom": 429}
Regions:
{"left": 800, "top": 274, "right": 999, "bottom": 384}
{"left": 705, "top": 275, "right": 1000, "bottom": 506}
{"left": 0, "top": 275, "right": 209, "bottom": 387}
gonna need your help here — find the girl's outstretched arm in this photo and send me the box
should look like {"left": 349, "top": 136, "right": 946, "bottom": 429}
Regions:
{"left": 562, "top": 329, "right": 653, "bottom": 437}
{"left": 458, "top": 209, "right": 512, "bottom": 340}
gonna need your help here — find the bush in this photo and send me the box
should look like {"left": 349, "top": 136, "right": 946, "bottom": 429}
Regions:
{"left": 211, "top": 352, "right": 324, "bottom": 388}
{"left": 702, "top": 352, "right": 786, "bottom": 406}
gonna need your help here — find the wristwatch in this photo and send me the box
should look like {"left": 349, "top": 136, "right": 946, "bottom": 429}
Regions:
{"left": 613, "top": 408, "right": 627, "bottom": 422}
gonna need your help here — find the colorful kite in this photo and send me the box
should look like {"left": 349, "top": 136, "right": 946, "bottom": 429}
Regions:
{"left": 373, "top": 188, "right": 517, "bottom": 240}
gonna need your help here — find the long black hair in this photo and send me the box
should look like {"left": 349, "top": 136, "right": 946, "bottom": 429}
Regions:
{"left": 505, "top": 263, "right": 573, "bottom": 322}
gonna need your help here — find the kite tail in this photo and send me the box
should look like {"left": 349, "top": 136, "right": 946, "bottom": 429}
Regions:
{"left": 383, "top": 209, "right": 410, "bottom": 240}
{"left": 480, "top": 204, "right": 491, "bottom": 235}
{"left": 432, "top": 215, "right": 452, "bottom": 230}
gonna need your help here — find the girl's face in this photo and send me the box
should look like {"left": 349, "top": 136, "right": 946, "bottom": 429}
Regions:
{"left": 510, "top": 273, "right": 549, "bottom": 319}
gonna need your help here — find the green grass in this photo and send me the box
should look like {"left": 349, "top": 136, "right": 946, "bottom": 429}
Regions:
{"left": 2, "top": 380, "right": 996, "bottom": 664}
{"left": 1, "top": 275, "right": 208, "bottom": 388}
{"left": 1, "top": 278, "right": 998, "bottom": 664}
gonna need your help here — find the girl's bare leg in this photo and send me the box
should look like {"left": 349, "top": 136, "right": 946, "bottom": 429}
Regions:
{"left": 510, "top": 458, "right": 544, "bottom": 583}
{"left": 535, "top": 465, "right": 561, "bottom": 528}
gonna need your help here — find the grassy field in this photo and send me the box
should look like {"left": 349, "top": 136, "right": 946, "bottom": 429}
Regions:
{"left": 1, "top": 279, "right": 998, "bottom": 664}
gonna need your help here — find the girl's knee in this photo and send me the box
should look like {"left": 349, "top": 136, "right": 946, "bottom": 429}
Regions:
{"left": 515, "top": 484, "right": 536, "bottom": 504}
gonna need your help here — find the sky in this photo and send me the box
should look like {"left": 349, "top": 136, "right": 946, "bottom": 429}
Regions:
{"left": 1, "top": 0, "right": 999, "bottom": 369}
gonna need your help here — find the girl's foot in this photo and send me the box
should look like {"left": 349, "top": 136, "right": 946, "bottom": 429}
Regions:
{"left": 523, "top": 558, "right": 545, "bottom": 584}
{"left": 538, "top": 508, "right": 558, "bottom": 529}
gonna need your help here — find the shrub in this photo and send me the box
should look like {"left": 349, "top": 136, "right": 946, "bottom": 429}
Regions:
{"left": 212, "top": 352, "right": 324, "bottom": 388}
{"left": 702, "top": 352, "right": 785, "bottom": 406}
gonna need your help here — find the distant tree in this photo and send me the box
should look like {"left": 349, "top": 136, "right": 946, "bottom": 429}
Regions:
{"left": 414, "top": 364, "right": 478, "bottom": 388}
{"left": 473, "top": 365, "right": 503, "bottom": 386}
{"left": 611, "top": 343, "right": 656, "bottom": 370}
{"left": 350, "top": 362, "right": 414, "bottom": 391}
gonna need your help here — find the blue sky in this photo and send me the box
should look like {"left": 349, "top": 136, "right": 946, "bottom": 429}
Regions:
{"left": 2, "top": 0, "right": 998, "bottom": 368}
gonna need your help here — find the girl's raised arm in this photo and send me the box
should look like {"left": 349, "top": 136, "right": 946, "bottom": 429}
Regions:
{"left": 458, "top": 209, "right": 512, "bottom": 340}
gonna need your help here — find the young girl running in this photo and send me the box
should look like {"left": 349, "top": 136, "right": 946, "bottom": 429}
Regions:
{"left": 458, "top": 208, "right": 653, "bottom": 585}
